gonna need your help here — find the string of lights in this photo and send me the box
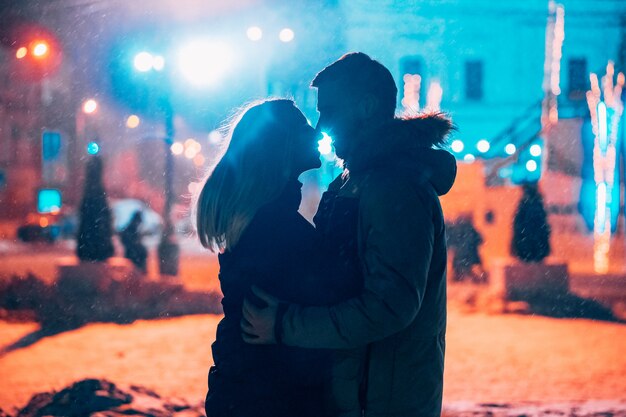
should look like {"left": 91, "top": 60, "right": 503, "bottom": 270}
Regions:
{"left": 586, "top": 61, "right": 624, "bottom": 274}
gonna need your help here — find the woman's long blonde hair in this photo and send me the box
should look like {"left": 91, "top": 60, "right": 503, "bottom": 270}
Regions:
{"left": 195, "top": 99, "right": 307, "bottom": 252}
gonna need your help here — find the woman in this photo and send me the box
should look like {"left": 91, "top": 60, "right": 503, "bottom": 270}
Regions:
{"left": 196, "top": 99, "right": 333, "bottom": 417}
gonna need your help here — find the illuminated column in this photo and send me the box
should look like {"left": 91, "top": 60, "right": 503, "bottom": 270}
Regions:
{"left": 540, "top": 1, "right": 565, "bottom": 172}
{"left": 586, "top": 62, "right": 624, "bottom": 273}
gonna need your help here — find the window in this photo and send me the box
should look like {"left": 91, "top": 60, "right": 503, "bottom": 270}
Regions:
{"left": 465, "top": 60, "right": 483, "bottom": 101}
{"left": 568, "top": 57, "right": 587, "bottom": 100}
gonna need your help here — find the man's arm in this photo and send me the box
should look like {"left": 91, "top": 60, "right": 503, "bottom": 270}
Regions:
{"left": 279, "top": 176, "right": 435, "bottom": 349}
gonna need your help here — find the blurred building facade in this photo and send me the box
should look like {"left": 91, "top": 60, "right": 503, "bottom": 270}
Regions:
{"left": 341, "top": 0, "right": 625, "bottom": 272}
{"left": 0, "top": 47, "right": 43, "bottom": 218}
{"left": 338, "top": 0, "right": 623, "bottom": 148}
{"left": 1, "top": 0, "right": 624, "bottom": 229}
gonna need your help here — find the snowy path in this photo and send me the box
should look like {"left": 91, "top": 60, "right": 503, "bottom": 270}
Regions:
{"left": 1, "top": 309, "right": 625, "bottom": 413}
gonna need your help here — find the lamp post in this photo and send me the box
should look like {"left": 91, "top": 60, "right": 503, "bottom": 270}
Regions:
{"left": 133, "top": 52, "right": 179, "bottom": 277}
{"left": 158, "top": 94, "right": 180, "bottom": 277}
{"left": 130, "top": 41, "right": 233, "bottom": 276}
{"left": 70, "top": 98, "right": 99, "bottom": 204}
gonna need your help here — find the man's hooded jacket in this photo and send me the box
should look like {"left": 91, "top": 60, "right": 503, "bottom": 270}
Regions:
{"left": 279, "top": 113, "right": 457, "bottom": 417}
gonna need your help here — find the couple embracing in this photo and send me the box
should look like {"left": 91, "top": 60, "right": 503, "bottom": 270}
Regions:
{"left": 195, "top": 52, "right": 456, "bottom": 417}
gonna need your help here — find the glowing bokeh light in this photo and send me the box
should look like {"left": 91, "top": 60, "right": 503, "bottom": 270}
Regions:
{"left": 16, "top": 47, "right": 27, "bottom": 59}
{"left": 505, "top": 143, "right": 516, "bottom": 155}
{"left": 279, "top": 28, "right": 295, "bottom": 43}
{"left": 208, "top": 130, "right": 222, "bottom": 144}
{"left": 476, "top": 139, "right": 490, "bottom": 153}
{"left": 126, "top": 115, "right": 140, "bottom": 129}
{"left": 529, "top": 144, "right": 542, "bottom": 157}
{"left": 597, "top": 102, "right": 607, "bottom": 150}
{"left": 550, "top": 4, "right": 565, "bottom": 96}
{"left": 450, "top": 140, "right": 464, "bottom": 153}
{"left": 193, "top": 154, "right": 206, "bottom": 166}
{"left": 526, "top": 160, "right": 538, "bottom": 172}
{"left": 318, "top": 132, "right": 333, "bottom": 155}
{"left": 153, "top": 55, "right": 165, "bottom": 71}
{"left": 247, "top": 26, "right": 263, "bottom": 41}
{"left": 184, "top": 138, "right": 201, "bottom": 152}
{"left": 32, "top": 42, "right": 49, "bottom": 58}
{"left": 586, "top": 63, "right": 625, "bottom": 273}
{"left": 463, "top": 154, "right": 475, "bottom": 163}
{"left": 134, "top": 52, "right": 154, "bottom": 72}
{"left": 178, "top": 40, "right": 232, "bottom": 86}
{"left": 185, "top": 146, "right": 198, "bottom": 159}
{"left": 82, "top": 99, "right": 98, "bottom": 114}
{"left": 426, "top": 80, "right": 443, "bottom": 111}
{"left": 87, "top": 142, "right": 100, "bottom": 155}
{"left": 597, "top": 182, "right": 607, "bottom": 232}
{"left": 171, "top": 142, "right": 184, "bottom": 155}
{"left": 401, "top": 74, "right": 421, "bottom": 111}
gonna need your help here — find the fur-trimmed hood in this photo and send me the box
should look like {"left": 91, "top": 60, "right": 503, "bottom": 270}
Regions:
{"left": 346, "top": 112, "right": 457, "bottom": 195}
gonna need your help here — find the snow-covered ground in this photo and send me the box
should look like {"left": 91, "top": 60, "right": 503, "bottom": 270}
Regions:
{"left": 1, "top": 308, "right": 625, "bottom": 413}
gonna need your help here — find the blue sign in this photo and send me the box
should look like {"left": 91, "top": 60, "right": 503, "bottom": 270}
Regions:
{"left": 41, "top": 131, "right": 67, "bottom": 184}
{"left": 42, "top": 131, "right": 62, "bottom": 161}
{"left": 37, "top": 188, "right": 62, "bottom": 214}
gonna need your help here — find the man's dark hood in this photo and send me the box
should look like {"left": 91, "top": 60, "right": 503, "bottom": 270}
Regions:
{"left": 346, "top": 112, "right": 457, "bottom": 196}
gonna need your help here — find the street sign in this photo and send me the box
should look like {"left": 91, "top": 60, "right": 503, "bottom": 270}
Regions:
{"left": 37, "top": 188, "right": 62, "bottom": 213}
{"left": 41, "top": 130, "right": 67, "bottom": 184}
{"left": 42, "top": 131, "right": 61, "bottom": 161}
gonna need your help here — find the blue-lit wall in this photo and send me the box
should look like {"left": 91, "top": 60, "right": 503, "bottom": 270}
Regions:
{"left": 337, "top": 0, "right": 624, "bottom": 157}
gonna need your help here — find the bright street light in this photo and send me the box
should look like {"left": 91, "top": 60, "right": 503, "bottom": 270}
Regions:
{"left": 82, "top": 99, "right": 98, "bottom": 114}
{"left": 32, "top": 41, "right": 49, "bottom": 57}
{"left": 177, "top": 40, "right": 233, "bottom": 86}
{"left": 134, "top": 52, "right": 154, "bottom": 72}
{"left": 279, "top": 28, "right": 295, "bottom": 43}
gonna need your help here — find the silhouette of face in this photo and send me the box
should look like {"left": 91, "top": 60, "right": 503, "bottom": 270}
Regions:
{"left": 290, "top": 113, "right": 321, "bottom": 177}
{"left": 316, "top": 82, "right": 363, "bottom": 161}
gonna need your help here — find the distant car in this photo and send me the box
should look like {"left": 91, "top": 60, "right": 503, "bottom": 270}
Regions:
{"left": 16, "top": 199, "right": 162, "bottom": 244}
{"left": 16, "top": 212, "right": 63, "bottom": 243}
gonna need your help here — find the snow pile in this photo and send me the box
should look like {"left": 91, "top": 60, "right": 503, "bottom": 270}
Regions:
{"left": 0, "top": 379, "right": 204, "bottom": 417}
{"left": 443, "top": 401, "right": 626, "bottom": 416}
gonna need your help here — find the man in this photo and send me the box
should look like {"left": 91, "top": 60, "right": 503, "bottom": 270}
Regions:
{"left": 242, "top": 52, "right": 456, "bottom": 417}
